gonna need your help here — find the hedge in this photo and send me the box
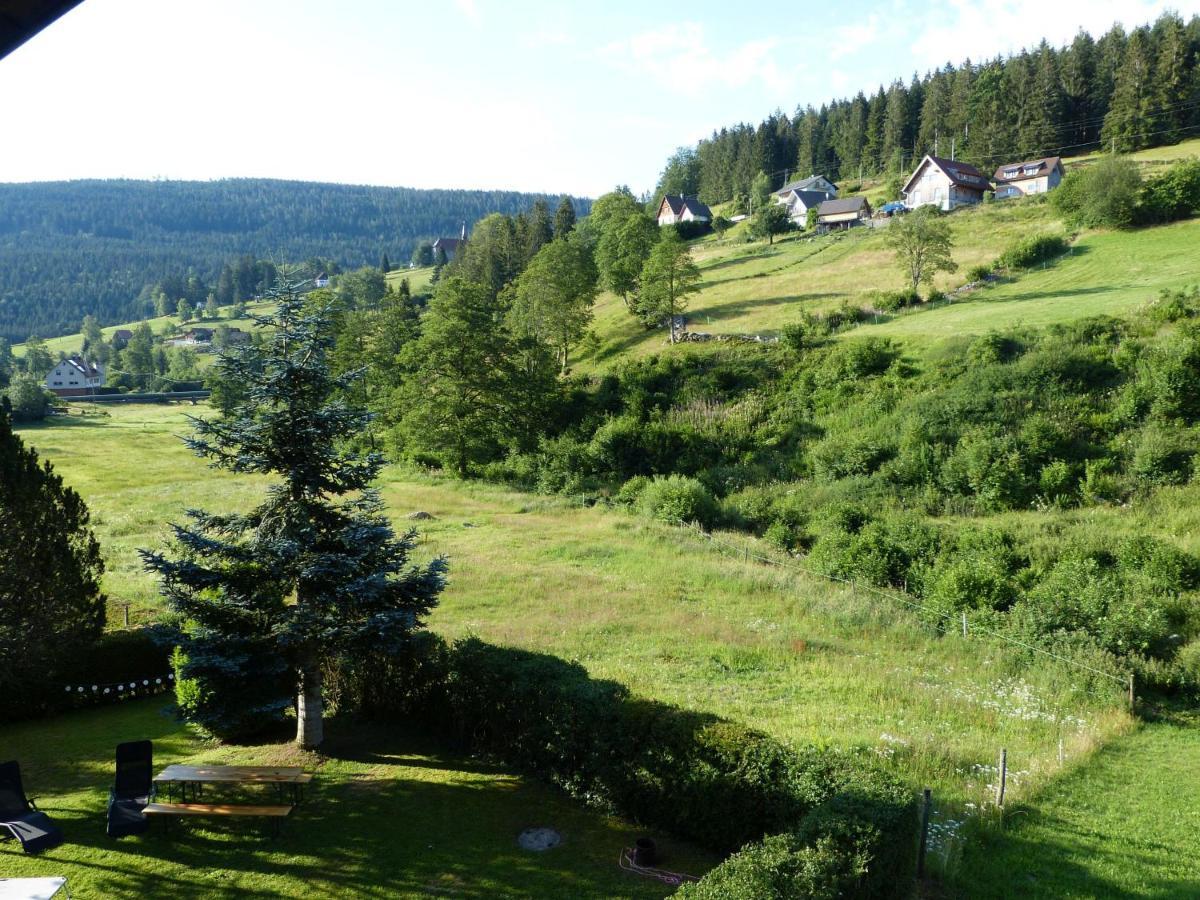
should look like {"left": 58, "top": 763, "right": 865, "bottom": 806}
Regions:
{"left": 329, "top": 636, "right": 919, "bottom": 896}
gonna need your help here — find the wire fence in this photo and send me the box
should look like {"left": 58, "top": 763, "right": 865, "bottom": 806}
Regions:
{"left": 662, "top": 517, "right": 1134, "bottom": 705}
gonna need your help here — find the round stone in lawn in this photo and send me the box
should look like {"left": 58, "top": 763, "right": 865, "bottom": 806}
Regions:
{"left": 518, "top": 827, "right": 562, "bottom": 851}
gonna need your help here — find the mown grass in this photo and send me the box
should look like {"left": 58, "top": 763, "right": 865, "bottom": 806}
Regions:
{"left": 954, "top": 720, "right": 1200, "bottom": 898}
{"left": 18, "top": 405, "right": 1133, "bottom": 824}
{"left": 386, "top": 265, "right": 434, "bottom": 295}
{"left": 0, "top": 698, "right": 715, "bottom": 898}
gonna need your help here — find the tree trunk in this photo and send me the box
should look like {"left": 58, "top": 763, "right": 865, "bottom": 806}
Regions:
{"left": 296, "top": 659, "right": 324, "bottom": 749}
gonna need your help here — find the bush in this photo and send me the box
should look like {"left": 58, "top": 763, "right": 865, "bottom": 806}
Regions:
{"left": 638, "top": 474, "right": 718, "bottom": 527}
{"left": 1138, "top": 158, "right": 1200, "bottom": 224}
{"left": 874, "top": 288, "right": 921, "bottom": 312}
{"left": 997, "top": 233, "right": 1069, "bottom": 270}
{"left": 614, "top": 474, "right": 651, "bottom": 506}
{"left": 1051, "top": 156, "right": 1142, "bottom": 228}
{"left": 1129, "top": 423, "right": 1194, "bottom": 486}
{"left": 966, "top": 262, "right": 994, "bottom": 282}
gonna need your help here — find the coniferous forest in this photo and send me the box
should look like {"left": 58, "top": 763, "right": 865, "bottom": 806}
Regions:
{"left": 0, "top": 179, "right": 586, "bottom": 342}
{"left": 655, "top": 13, "right": 1200, "bottom": 203}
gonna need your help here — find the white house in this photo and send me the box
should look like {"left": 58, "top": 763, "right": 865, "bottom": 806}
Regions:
{"left": 656, "top": 195, "right": 712, "bottom": 226}
{"left": 45, "top": 356, "right": 103, "bottom": 397}
{"left": 993, "top": 157, "right": 1065, "bottom": 200}
{"left": 902, "top": 155, "right": 990, "bottom": 211}
{"left": 774, "top": 188, "right": 830, "bottom": 224}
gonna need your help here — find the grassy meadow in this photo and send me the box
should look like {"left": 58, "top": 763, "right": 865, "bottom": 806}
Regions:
{"left": 17, "top": 406, "right": 1134, "bottom": 839}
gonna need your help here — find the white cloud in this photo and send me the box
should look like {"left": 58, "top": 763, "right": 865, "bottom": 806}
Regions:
{"left": 597, "top": 22, "right": 794, "bottom": 99}
{"left": 830, "top": 14, "right": 883, "bottom": 61}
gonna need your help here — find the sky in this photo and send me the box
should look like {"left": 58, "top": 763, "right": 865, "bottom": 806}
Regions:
{"left": 1, "top": 0, "right": 1198, "bottom": 197}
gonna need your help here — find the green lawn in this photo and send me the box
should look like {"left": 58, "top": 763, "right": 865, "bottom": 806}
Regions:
{"left": 387, "top": 265, "right": 434, "bottom": 295}
{"left": 17, "top": 405, "right": 1132, "bottom": 823}
{"left": 0, "top": 699, "right": 715, "bottom": 898}
{"left": 956, "top": 721, "right": 1200, "bottom": 898}
{"left": 862, "top": 217, "right": 1200, "bottom": 342}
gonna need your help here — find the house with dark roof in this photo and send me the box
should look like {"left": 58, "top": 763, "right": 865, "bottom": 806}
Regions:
{"left": 45, "top": 355, "right": 103, "bottom": 397}
{"left": 656, "top": 195, "right": 712, "bottom": 226}
{"left": 775, "top": 174, "right": 838, "bottom": 199}
{"left": 775, "top": 188, "right": 830, "bottom": 224}
{"left": 433, "top": 223, "right": 468, "bottom": 261}
{"left": 993, "top": 157, "right": 1065, "bottom": 200}
{"left": 816, "top": 197, "right": 872, "bottom": 230}
{"left": 902, "top": 155, "right": 990, "bottom": 211}
{"left": 111, "top": 329, "right": 133, "bottom": 349}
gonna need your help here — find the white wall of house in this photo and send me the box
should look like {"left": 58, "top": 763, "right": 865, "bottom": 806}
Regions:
{"left": 46, "top": 360, "right": 102, "bottom": 393}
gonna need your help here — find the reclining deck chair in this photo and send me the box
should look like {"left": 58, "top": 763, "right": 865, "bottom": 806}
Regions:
{"left": 107, "top": 740, "right": 153, "bottom": 838}
{"left": 0, "top": 760, "right": 64, "bottom": 854}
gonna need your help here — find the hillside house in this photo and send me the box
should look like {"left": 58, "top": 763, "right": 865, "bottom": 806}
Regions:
{"left": 902, "top": 155, "right": 990, "bottom": 211}
{"left": 816, "top": 197, "right": 872, "bottom": 230}
{"left": 45, "top": 355, "right": 103, "bottom": 397}
{"left": 314, "top": 273, "right": 330, "bottom": 288}
{"left": 775, "top": 174, "right": 838, "bottom": 199}
{"left": 993, "top": 156, "right": 1064, "bottom": 199}
{"left": 166, "top": 327, "right": 214, "bottom": 347}
{"left": 433, "top": 223, "right": 468, "bottom": 261}
{"left": 111, "top": 328, "right": 133, "bottom": 348}
{"left": 774, "top": 188, "right": 829, "bottom": 224}
{"left": 656, "top": 195, "right": 712, "bottom": 226}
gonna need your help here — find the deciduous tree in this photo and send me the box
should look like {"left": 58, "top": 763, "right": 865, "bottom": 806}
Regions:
{"left": 884, "top": 206, "right": 957, "bottom": 291}
{"left": 510, "top": 234, "right": 598, "bottom": 373}
{"left": 637, "top": 230, "right": 701, "bottom": 340}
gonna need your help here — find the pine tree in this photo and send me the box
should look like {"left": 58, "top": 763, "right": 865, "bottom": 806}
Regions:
{"left": 1, "top": 398, "right": 105, "bottom": 720}
{"left": 1103, "top": 28, "right": 1155, "bottom": 152}
{"left": 553, "top": 196, "right": 577, "bottom": 237}
{"left": 881, "top": 80, "right": 910, "bottom": 172}
{"left": 1152, "top": 12, "right": 1191, "bottom": 142}
{"left": 918, "top": 71, "right": 950, "bottom": 157}
{"left": 1060, "top": 32, "right": 1097, "bottom": 144}
{"left": 1024, "top": 42, "right": 1064, "bottom": 156}
{"left": 380, "top": 252, "right": 392, "bottom": 274}
{"left": 142, "top": 280, "right": 445, "bottom": 747}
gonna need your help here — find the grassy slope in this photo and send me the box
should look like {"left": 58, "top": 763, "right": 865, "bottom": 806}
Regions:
{"left": 957, "top": 721, "right": 1200, "bottom": 898}
{"left": 579, "top": 139, "right": 1200, "bottom": 367}
{"left": 17, "top": 405, "right": 1131, "bottom": 819}
{"left": 386, "top": 265, "right": 434, "bottom": 295}
{"left": 0, "top": 698, "right": 714, "bottom": 898}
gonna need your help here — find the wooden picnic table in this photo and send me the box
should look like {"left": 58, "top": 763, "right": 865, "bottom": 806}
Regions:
{"left": 154, "top": 765, "right": 312, "bottom": 803}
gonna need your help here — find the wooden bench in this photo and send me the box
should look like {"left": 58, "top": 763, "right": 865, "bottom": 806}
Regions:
{"left": 144, "top": 802, "right": 293, "bottom": 836}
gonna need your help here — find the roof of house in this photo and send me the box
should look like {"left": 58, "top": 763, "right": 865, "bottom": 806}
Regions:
{"left": 992, "top": 156, "right": 1063, "bottom": 182}
{"left": 903, "top": 155, "right": 990, "bottom": 194}
{"left": 432, "top": 237, "right": 465, "bottom": 251}
{"left": 782, "top": 189, "right": 830, "bottom": 209}
{"left": 777, "top": 175, "right": 836, "bottom": 196}
{"left": 61, "top": 355, "right": 101, "bottom": 378}
{"left": 679, "top": 197, "right": 712, "bottom": 219}
{"left": 113, "top": 329, "right": 133, "bottom": 339}
{"left": 817, "top": 197, "right": 870, "bottom": 216}
{"left": 660, "top": 195, "right": 686, "bottom": 215}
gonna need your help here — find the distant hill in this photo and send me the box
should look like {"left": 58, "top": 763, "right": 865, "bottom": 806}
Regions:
{"left": 0, "top": 178, "right": 589, "bottom": 342}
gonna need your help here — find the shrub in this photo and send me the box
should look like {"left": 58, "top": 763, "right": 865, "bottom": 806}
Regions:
{"left": 810, "top": 435, "right": 893, "bottom": 481}
{"left": 1146, "top": 286, "right": 1200, "bottom": 323}
{"left": 874, "top": 288, "right": 921, "bottom": 312}
{"left": 638, "top": 474, "right": 718, "bottom": 527}
{"left": 817, "top": 338, "right": 898, "bottom": 386}
{"left": 1175, "top": 638, "right": 1200, "bottom": 691}
{"left": 966, "top": 262, "right": 994, "bottom": 282}
{"left": 926, "top": 288, "right": 947, "bottom": 305}
{"left": 614, "top": 474, "right": 651, "bottom": 506}
{"left": 1052, "top": 155, "right": 1142, "bottom": 228}
{"left": 997, "top": 233, "right": 1068, "bottom": 270}
{"left": 967, "top": 331, "right": 1019, "bottom": 365}
{"left": 532, "top": 434, "right": 592, "bottom": 494}
{"left": 1129, "top": 423, "right": 1194, "bottom": 486}
{"left": 1138, "top": 158, "right": 1200, "bottom": 224}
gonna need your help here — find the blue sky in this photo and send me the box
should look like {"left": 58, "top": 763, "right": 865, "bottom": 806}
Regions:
{"left": 1, "top": 0, "right": 1197, "bottom": 197}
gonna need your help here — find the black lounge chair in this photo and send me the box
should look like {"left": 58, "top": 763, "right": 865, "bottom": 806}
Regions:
{"left": 0, "top": 760, "right": 64, "bottom": 854}
{"left": 107, "top": 740, "right": 154, "bottom": 838}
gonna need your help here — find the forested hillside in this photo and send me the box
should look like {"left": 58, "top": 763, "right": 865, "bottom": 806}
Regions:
{"left": 0, "top": 178, "right": 587, "bottom": 342}
{"left": 656, "top": 12, "right": 1200, "bottom": 204}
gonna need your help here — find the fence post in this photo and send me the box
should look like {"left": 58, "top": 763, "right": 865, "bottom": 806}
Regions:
{"left": 1128, "top": 673, "right": 1135, "bottom": 712}
{"left": 996, "top": 749, "right": 1007, "bottom": 807}
{"left": 916, "top": 788, "right": 932, "bottom": 878}
{"left": 122, "top": 603, "right": 130, "bottom": 629}
{"left": 961, "top": 612, "right": 968, "bottom": 638}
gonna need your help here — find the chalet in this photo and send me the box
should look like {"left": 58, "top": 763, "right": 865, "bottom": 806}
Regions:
{"left": 775, "top": 174, "right": 838, "bottom": 199}
{"left": 111, "top": 329, "right": 133, "bottom": 348}
{"left": 45, "top": 355, "right": 103, "bottom": 397}
{"left": 902, "top": 155, "right": 990, "bottom": 211}
{"left": 656, "top": 195, "right": 712, "bottom": 226}
{"left": 993, "top": 156, "right": 1064, "bottom": 200}
{"left": 314, "top": 273, "right": 331, "bottom": 288}
{"left": 816, "top": 197, "right": 872, "bottom": 230}
{"left": 775, "top": 188, "right": 829, "bottom": 224}
{"left": 166, "top": 327, "right": 214, "bottom": 348}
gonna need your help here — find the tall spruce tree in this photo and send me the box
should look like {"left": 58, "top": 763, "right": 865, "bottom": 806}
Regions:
{"left": 553, "top": 196, "right": 577, "bottom": 237}
{"left": 1103, "top": 28, "right": 1156, "bottom": 151}
{"left": 1, "top": 398, "right": 106, "bottom": 720}
{"left": 142, "top": 280, "right": 445, "bottom": 747}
